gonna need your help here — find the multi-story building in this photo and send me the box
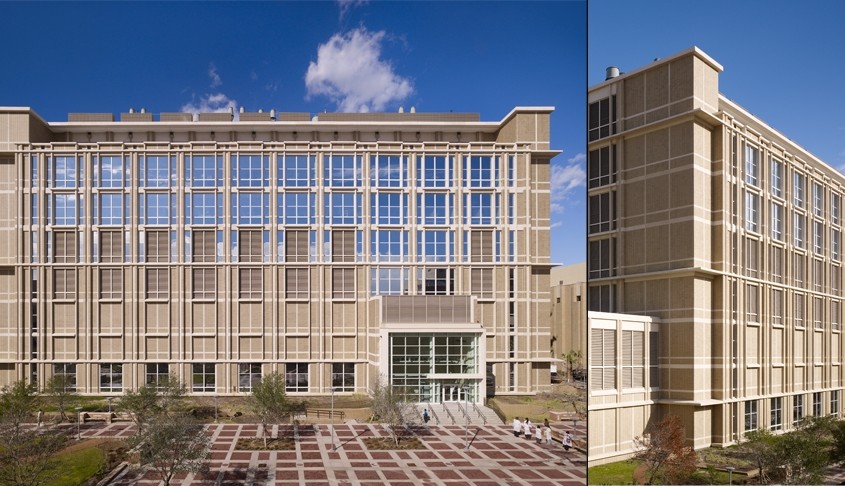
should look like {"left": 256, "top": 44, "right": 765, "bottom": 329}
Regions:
{"left": 550, "top": 263, "right": 586, "bottom": 372}
{"left": 588, "top": 47, "right": 845, "bottom": 463}
{"left": 0, "top": 106, "right": 556, "bottom": 402}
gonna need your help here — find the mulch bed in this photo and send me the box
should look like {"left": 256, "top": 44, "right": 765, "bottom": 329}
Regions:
{"left": 235, "top": 437, "right": 296, "bottom": 450}
{"left": 362, "top": 436, "right": 424, "bottom": 450}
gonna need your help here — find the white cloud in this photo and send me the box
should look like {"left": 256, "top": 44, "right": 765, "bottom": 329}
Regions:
{"left": 338, "top": 0, "right": 367, "bottom": 19}
{"left": 180, "top": 93, "right": 238, "bottom": 115}
{"left": 550, "top": 154, "right": 586, "bottom": 213}
{"left": 305, "top": 28, "right": 413, "bottom": 113}
{"left": 208, "top": 63, "right": 222, "bottom": 88}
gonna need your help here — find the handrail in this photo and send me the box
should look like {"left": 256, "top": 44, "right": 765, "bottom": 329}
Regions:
{"left": 441, "top": 404, "right": 457, "bottom": 425}
{"left": 471, "top": 402, "right": 487, "bottom": 425}
{"left": 454, "top": 400, "right": 469, "bottom": 421}
{"left": 426, "top": 403, "right": 440, "bottom": 425}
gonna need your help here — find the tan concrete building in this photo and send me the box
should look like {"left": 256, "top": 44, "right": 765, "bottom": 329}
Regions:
{"left": 588, "top": 47, "right": 845, "bottom": 463}
{"left": 550, "top": 263, "right": 586, "bottom": 373}
{"left": 0, "top": 106, "right": 557, "bottom": 401}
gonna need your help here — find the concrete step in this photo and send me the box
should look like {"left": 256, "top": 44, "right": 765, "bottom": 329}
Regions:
{"left": 418, "top": 403, "right": 504, "bottom": 426}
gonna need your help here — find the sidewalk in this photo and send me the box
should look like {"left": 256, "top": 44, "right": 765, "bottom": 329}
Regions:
{"left": 86, "top": 422, "right": 586, "bottom": 485}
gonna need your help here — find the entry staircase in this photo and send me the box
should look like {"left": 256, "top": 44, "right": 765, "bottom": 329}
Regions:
{"left": 418, "top": 402, "right": 504, "bottom": 426}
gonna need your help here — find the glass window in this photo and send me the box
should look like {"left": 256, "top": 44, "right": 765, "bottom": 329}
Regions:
{"left": 97, "top": 194, "right": 125, "bottom": 226}
{"left": 141, "top": 155, "right": 176, "bottom": 188}
{"left": 285, "top": 363, "right": 309, "bottom": 392}
{"left": 417, "top": 230, "right": 453, "bottom": 262}
{"left": 186, "top": 193, "right": 222, "bottom": 225}
{"left": 325, "top": 155, "right": 361, "bottom": 187}
{"left": 417, "top": 155, "right": 452, "bottom": 187}
{"left": 590, "top": 192, "right": 616, "bottom": 234}
{"left": 417, "top": 193, "right": 453, "bottom": 225}
{"left": 588, "top": 97, "right": 615, "bottom": 142}
{"left": 238, "top": 364, "right": 262, "bottom": 393}
{"left": 279, "top": 192, "right": 314, "bottom": 225}
{"left": 331, "top": 363, "right": 354, "bottom": 392}
{"left": 589, "top": 238, "right": 615, "bottom": 279}
{"left": 834, "top": 194, "right": 842, "bottom": 226}
{"left": 50, "top": 155, "right": 78, "bottom": 188}
{"left": 745, "top": 191, "right": 759, "bottom": 233}
{"left": 814, "top": 221, "right": 824, "bottom": 254}
{"left": 589, "top": 145, "right": 616, "bottom": 188}
{"left": 464, "top": 155, "right": 498, "bottom": 188}
{"left": 232, "top": 154, "right": 269, "bottom": 187}
{"left": 795, "top": 293, "right": 806, "bottom": 328}
{"left": 417, "top": 267, "right": 454, "bottom": 295}
{"left": 192, "top": 363, "right": 216, "bottom": 393}
{"left": 464, "top": 193, "right": 498, "bottom": 225}
{"left": 143, "top": 193, "right": 171, "bottom": 225}
{"left": 371, "top": 155, "right": 407, "bottom": 187}
{"left": 794, "top": 213, "right": 805, "bottom": 248}
{"left": 278, "top": 154, "right": 314, "bottom": 187}
{"left": 51, "top": 194, "right": 79, "bottom": 225}
{"left": 745, "top": 145, "right": 759, "bottom": 186}
{"left": 370, "top": 267, "right": 409, "bottom": 295}
{"left": 794, "top": 172, "right": 805, "bottom": 208}
{"left": 771, "top": 397, "right": 782, "bottom": 431}
{"left": 186, "top": 155, "right": 222, "bottom": 188}
{"left": 371, "top": 193, "right": 407, "bottom": 225}
{"left": 813, "top": 183, "right": 824, "bottom": 218}
{"left": 324, "top": 192, "right": 361, "bottom": 225}
{"left": 100, "top": 363, "right": 123, "bottom": 393}
{"left": 772, "top": 289, "right": 783, "bottom": 326}
{"left": 146, "top": 363, "right": 169, "bottom": 389}
{"left": 833, "top": 300, "right": 841, "bottom": 332}
{"left": 772, "top": 203, "right": 784, "bottom": 241}
{"left": 771, "top": 158, "right": 784, "bottom": 198}
{"left": 53, "top": 363, "right": 76, "bottom": 392}
{"left": 371, "top": 230, "right": 408, "bottom": 262}
{"left": 813, "top": 392, "right": 823, "bottom": 417}
{"left": 745, "top": 400, "right": 758, "bottom": 431}
{"left": 832, "top": 391, "right": 840, "bottom": 417}
{"left": 95, "top": 155, "right": 125, "bottom": 188}
{"left": 231, "top": 193, "right": 269, "bottom": 225}
{"left": 794, "top": 394, "right": 804, "bottom": 426}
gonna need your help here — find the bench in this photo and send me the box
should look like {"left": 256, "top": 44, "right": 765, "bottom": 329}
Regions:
{"left": 80, "top": 411, "right": 114, "bottom": 424}
{"left": 303, "top": 408, "right": 345, "bottom": 420}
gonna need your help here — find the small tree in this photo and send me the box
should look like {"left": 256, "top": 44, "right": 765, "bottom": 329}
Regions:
{"left": 43, "top": 374, "right": 76, "bottom": 423}
{"left": 633, "top": 414, "right": 697, "bottom": 485}
{"left": 0, "top": 381, "right": 67, "bottom": 486}
{"left": 741, "top": 429, "right": 780, "bottom": 484}
{"left": 119, "top": 375, "right": 186, "bottom": 436}
{"left": 129, "top": 414, "right": 209, "bottom": 486}
{"left": 562, "top": 350, "right": 583, "bottom": 382}
{"left": 369, "top": 376, "right": 417, "bottom": 446}
{"left": 249, "top": 372, "right": 305, "bottom": 447}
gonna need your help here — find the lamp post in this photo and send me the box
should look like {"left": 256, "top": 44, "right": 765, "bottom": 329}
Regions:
{"left": 726, "top": 466, "right": 735, "bottom": 486}
{"left": 75, "top": 407, "right": 82, "bottom": 440}
{"left": 464, "top": 386, "right": 470, "bottom": 450}
{"left": 330, "top": 387, "right": 337, "bottom": 451}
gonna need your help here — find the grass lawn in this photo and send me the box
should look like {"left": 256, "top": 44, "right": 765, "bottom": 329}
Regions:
{"left": 588, "top": 459, "right": 638, "bottom": 485}
{"left": 44, "top": 446, "right": 105, "bottom": 486}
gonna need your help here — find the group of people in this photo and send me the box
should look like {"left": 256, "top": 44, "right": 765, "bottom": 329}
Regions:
{"left": 512, "top": 417, "right": 573, "bottom": 450}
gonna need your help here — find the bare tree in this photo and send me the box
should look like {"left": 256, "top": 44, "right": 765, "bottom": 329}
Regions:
{"left": 369, "top": 376, "right": 417, "bottom": 446}
{"left": 129, "top": 414, "right": 209, "bottom": 486}
{"left": 43, "top": 374, "right": 76, "bottom": 423}
{"left": 633, "top": 414, "right": 697, "bottom": 485}
{"left": 249, "top": 372, "right": 305, "bottom": 448}
{"left": 0, "top": 381, "right": 67, "bottom": 486}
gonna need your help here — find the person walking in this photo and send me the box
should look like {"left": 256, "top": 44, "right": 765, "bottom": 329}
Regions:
{"left": 423, "top": 409, "right": 430, "bottom": 424}
{"left": 523, "top": 418, "right": 532, "bottom": 439}
{"left": 534, "top": 423, "right": 543, "bottom": 444}
{"left": 512, "top": 417, "right": 522, "bottom": 437}
{"left": 563, "top": 431, "right": 573, "bottom": 451}
{"left": 36, "top": 409, "right": 43, "bottom": 428}
{"left": 544, "top": 424, "right": 553, "bottom": 447}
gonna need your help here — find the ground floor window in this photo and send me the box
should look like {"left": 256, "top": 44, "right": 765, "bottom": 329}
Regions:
{"left": 744, "top": 400, "right": 758, "bottom": 431}
{"left": 238, "top": 363, "right": 262, "bottom": 392}
{"left": 146, "top": 363, "right": 169, "bottom": 389}
{"left": 52, "top": 363, "right": 76, "bottom": 392}
{"left": 813, "top": 392, "right": 823, "bottom": 416}
{"left": 100, "top": 363, "right": 123, "bottom": 393}
{"left": 285, "top": 363, "right": 308, "bottom": 392}
{"left": 390, "top": 332, "right": 480, "bottom": 402}
{"left": 793, "top": 394, "right": 804, "bottom": 426}
{"left": 833, "top": 390, "right": 840, "bottom": 416}
{"left": 332, "top": 363, "right": 354, "bottom": 392}
{"left": 192, "top": 363, "right": 215, "bottom": 392}
{"left": 771, "top": 397, "right": 782, "bottom": 431}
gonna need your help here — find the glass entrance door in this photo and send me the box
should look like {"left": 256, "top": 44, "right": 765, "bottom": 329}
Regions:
{"left": 441, "top": 383, "right": 466, "bottom": 402}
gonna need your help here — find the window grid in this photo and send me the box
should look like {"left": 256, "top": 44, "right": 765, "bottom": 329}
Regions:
{"left": 100, "top": 363, "right": 123, "bottom": 393}
{"left": 331, "top": 363, "right": 354, "bottom": 392}
{"left": 239, "top": 268, "right": 263, "bottom": 300}
{"left": 146, "top": 363, "right": 169, "bottom": 389}
{"left": 371, "top": 155, "right": 407, "bottom": 187}
{"left": 100, "top": 268, "right": 123, "bottom": 300}
{"left": 53, "top": 363, "right": 77, "bottom": 392}
{"left": 232, "top": 154, "right": 269, "bottom": 187}
{"left": 417, "top": 155, "right": 452, "bottom": 187}
{"left": 745, "top": 400, "right": 758, "bottom": 432}
{"left": 238, "top": 363, "right": 262, "bottom": 392}
{"left": 146, "top": 268, "right": 169, "bottom": 300}
{"left": 192, "top": 363, "right": 216, "bottom": 392}
{"left": 771, "top": 397, "right": 782, "bottom": 431}
{"left": 285, "top": 363, "right": 309, "bottom": 392}
{"left": 279, "top": 155, "right": 314, "bottom": 187}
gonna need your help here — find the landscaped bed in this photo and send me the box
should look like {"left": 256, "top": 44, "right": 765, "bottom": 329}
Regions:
{"left": 361, "top": 436, "right": 424, "bottom": 450}
{"left": 235, "top": 437, "right": 296, "bottom": 450}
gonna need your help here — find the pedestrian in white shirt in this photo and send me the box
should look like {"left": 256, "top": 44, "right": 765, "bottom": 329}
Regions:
{"left": 523, "top": 419, "right": 532, "bottom": 439}
{"left": 544, "top": 425, "right": 553, "bottom": 447}
{"left": 534, "top": 424, "right": 543, "bottom": 444}
{"left": 512, "top": 417, "right": 522, "bottom": 437}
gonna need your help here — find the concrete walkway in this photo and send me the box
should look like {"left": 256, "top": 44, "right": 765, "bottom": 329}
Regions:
{"left": 80, "top": 422, "right": 585, "bottom": 485}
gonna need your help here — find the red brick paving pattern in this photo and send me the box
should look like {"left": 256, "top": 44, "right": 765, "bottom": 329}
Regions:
{"left": 87, "top": 421, "right": 586, "bottom": 485}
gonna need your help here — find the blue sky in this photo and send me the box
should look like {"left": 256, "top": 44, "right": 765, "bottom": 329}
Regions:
{"left": 589, "top": 0, "right": 845, "bottom": 173}
{"left": 0, "top": 1, "right": 586, "bottom": 266}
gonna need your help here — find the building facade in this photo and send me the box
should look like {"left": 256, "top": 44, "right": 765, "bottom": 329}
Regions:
{"left": 0, "top": 106, "right": 556, "bottom": 402}
{"left": 588, "top": 47, "right": 845, "bottom": 462}
{"left": 550, "top": 263, "right": 586, "bottom": 372}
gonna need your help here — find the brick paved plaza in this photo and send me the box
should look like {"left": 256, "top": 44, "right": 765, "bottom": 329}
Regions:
{"left": 78, "top": 421, "right": 586, "bottom": 485}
